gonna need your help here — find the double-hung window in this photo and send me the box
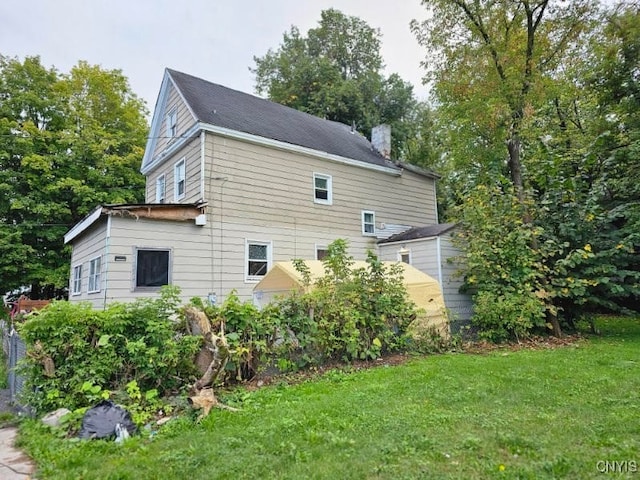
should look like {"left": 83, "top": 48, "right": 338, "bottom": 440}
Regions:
{"left": 362, "top": 210, "right": 376, "bottom": 236}
{"left": 135, "top": 248, "right": 171, "bottom": 289}
{"left": 71, "top": 265, "right": 82, "bottom": 295}
{"left": 245, "top": 240, "right": 272, "bottom": 282}
{"left": 313, "top": 173, "right": 332, "bottom": 205}
{"left": 156, "top": 174, "right": 166, "bottom": 203}
{"left": 166, "top": 108, "right": 177, "bottom": 138}
{"left": 174, "top": 159, "right": 186, "bottom": 200}
{"left": 88, "top": 256, "right": 101, "bottom": 293}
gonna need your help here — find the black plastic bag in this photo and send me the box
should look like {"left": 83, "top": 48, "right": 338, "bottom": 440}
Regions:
{"left": 78, "top": 400, "right": 137, "bottom": 440}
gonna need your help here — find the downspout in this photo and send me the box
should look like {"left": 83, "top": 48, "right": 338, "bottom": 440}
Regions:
{"left": 103, "top": 215, "right": 112, "bottom": 310}
{"left": 434, "top": 179, "right": 439, "bottom": 224}
{"left": 436, "top": 236, "right": 444, "bottom": 294}
{"left": 200, "top": 131, "right": 206, "bottom": 201}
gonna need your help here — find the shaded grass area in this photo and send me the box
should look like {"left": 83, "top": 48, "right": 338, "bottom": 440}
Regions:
{"left": 19, "top": 316, "right": 640, "bottom": 479}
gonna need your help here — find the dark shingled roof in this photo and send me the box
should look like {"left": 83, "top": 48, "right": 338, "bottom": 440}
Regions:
{"left": 377, "top": 223, "right": 457, "bottom": 244}
{"left": 168, "top": 69, "right": 396, "bottom": 170}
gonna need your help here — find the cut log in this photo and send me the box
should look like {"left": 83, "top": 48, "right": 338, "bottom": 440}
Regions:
{"left": 185, "top": 307, "right": 238, "bottom": 418}
{"left": 188, "top": 388, "right": 239, "bottom": 421}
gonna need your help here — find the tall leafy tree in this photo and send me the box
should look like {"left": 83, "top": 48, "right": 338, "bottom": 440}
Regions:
{"left": 252, "top": 9, "right": 417, "bottom": 157}
{"left": 412, "top": 1, "right": 640, "bottom": 337}
{"left": 411, "top": 0, "right": 599, "bottom": 202}
{"left": 0, "top": 56, "right": 148, "bottom": 298}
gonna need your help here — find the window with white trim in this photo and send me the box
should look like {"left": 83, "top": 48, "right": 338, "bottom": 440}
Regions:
{"left": 166, "top": 108, "right": 177, "bottom": 138}
{"left": 156, "top": 174, "right": 166, "bottom": 203}
{"left": 398, "top": 249, "right": 412, "bottom": 264}
{"left": 71, "top": 264, "right": 82, "bottom": 295}
{"left": 174, "top": 159, "right": 186, "bottom": 200}
{"left": 313, "top": 173, "right": 332, "bottom": 205}
{"left": 88, "top": 256, "right": 102, "bottom": 293}
{"left": 135, "top": 248, "right": 171, "bottom": 289}
{"left": 245, "top": 240, "right": 272, "bottom": 282}
{"left": 362, "top": 210, "right": 376, "bottom": 236}
{"left": 316, "top": 245, "right": 329, "bottom": 261}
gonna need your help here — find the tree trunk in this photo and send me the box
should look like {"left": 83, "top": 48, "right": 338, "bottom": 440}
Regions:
{"left": 507, "top": 133, "right": 525, "bottom": 203}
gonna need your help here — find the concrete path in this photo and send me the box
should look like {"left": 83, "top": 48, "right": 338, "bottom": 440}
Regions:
{"left": 0, "top": 427, "right": 35, "bottom": 479}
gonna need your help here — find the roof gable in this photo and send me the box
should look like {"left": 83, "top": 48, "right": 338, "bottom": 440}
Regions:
{"left": 143, "top": 68, "right": 401, "bottom": 174}
{"left": 141, "top": 72, "right": 198, "bottom": 172}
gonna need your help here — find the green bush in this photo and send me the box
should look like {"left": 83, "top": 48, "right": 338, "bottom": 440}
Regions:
{"left": 204, "top": 291, "right": 281, "bottom": 381}
{"left": 472, "top": 290, "right": 546, "bottom": 342}
{"left": 273, "top": 240, "right": 418, "bottom": 362}
{"left": 17, "top": 286, "right": 201, "bottom": 414}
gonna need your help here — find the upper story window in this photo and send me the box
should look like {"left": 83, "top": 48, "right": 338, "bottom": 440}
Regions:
{"left": 71, "top": 264, "right": 82, "bottom": 295}
{"left": 362, "top": 210, "right": 376, "bottom": 236}
{"left": 156, "top": 174, "right": 166, "bottom": 203}
{"left": 174, "top": 159, "right": 186, "bottom": 200}
{"left": 166, "top": 108, "right": 177, "bottom": 138}
{"left": 88, "top": 256, "right": 101, "bottom": 293}
{"left": 313, "top": 173, "right": 332, "bottom": 205}
{"left": 245, "top": 240, "right": 272, "bottom": 282}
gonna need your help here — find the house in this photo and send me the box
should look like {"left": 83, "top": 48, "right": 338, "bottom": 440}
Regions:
{"left": 64, "top": 69, "right": 441, "bottom": 309}
{"left": 377, "top": 224, "right": 474, "bottom": 330}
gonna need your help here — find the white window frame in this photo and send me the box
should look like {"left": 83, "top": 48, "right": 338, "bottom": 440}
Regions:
{"left": 155, "top": 174, "right": 166, "bottom": 203}
{"left": 174, "top": 158, "right": 186, "bottom": 200}
{"left": 398, "top": 249, "right": 412, "bottom": 265}
{"left": 88, "top": 256, "right": 102, "bottom": 293}
{"left": 133, "top": 247, "right": 172, "bottom": 291}
{"left": 313, "top": 173, "right": 332, "bottom": 205}
{"left": 245, "top": 239, "right": 272, "bottom": 283}
{"left": 362, "top": 210, "right": 376, "bottom": 236}
{"left": 315, "top": 244, "right": 329, "bottom": 261}
{"left": 166, "top": 108, "right": 177, "bottom": 138}
{"left": 71, "top": 264, "right": 82, "bottom": 296}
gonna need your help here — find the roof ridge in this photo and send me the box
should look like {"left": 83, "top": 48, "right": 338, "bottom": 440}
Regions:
{"left": 166, "top": 68, "right": 368, "bottom": 137}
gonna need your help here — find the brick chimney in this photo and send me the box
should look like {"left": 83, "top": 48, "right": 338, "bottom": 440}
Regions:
{"left": 371, "top": 124, "right": 391, "bottom": 159}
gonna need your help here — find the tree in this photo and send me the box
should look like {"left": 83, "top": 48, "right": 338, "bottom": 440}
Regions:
{"left": 0, "top": 56, "right": 148, "bottom": 298}
{"left": 411, "top": 0, "right": 599, "bottom": 203}
{"left": 412, "top": 1, "right": 640, "bottom": 337}
{"left": 252, "top": 9, "right": 417, "bottom": 157}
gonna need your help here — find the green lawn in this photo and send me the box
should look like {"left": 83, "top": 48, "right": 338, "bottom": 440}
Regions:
{"left": 19, "top": 316, "right": 640, "bottom": 479}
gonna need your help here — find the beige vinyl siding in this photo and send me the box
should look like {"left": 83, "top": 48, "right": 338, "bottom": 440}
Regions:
{"left": 201, "top": 135, "right": 436, "bottom": 300}
{"left": 103, "top": 216, "right": 213, "bottom": 306}
{"left": 151, "top": 81, "right": 197, "bottom": 161}
{"left": 204, "top": 218, "right": 381, "bottom": 300}
{"left": 145, "top": 136, "right": 202, "bottom": 203}
{"left": 378, "top": 239, "right": 440, "bottom": 279}
{"left": 68, "top": 220, "right": 108, "bottom": 308}
{"left": 206, "top": 135, "right": 436, "bottom": 231}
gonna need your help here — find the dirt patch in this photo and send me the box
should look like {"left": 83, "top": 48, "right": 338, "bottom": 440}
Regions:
{"left": 235, "top": 335, "right": 583, "bottom": 392}
{"left": 461, "top": 334, "right": 583, "bottom": 355}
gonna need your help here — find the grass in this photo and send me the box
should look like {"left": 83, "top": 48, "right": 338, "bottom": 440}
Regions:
{"left": 18, "top": 316, "right": 640, "bottom": 479}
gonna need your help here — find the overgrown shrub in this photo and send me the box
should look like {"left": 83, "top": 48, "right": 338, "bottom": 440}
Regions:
{"left": 18, "top": 286, "right": 201, "bottom": 414}
{"left": 454, "top": 185, "right": 549, "bottom": 341}
{"left": 472, "top": 290, "right": 546, "bottom": 342}
{"left": 203, "top": 292, "right": 282, "bottom": 381}
{"left": 274, "top": 240, "right": 418, "bottom": 362}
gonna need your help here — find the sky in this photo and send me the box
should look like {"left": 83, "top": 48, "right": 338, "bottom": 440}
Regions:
{"left": 0, "top": 0, "right": 431, "bottom": 113}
